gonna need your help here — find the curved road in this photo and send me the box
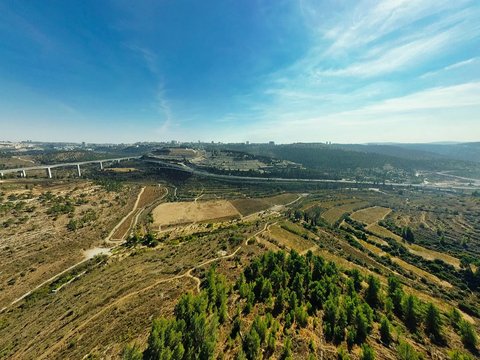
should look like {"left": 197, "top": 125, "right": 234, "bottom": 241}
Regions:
{"left": 144, "top": 158, "right": 480, "bottom": 191}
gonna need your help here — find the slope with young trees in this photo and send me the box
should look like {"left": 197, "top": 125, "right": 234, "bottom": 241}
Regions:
{"left": 125, "top": 251, "right": 478, "bottom": 359}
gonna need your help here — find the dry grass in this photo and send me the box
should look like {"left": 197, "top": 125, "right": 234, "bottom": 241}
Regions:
{"left": 367, "top": 224, "right": 461, "bottom": 269}
{"left": 367, "top": 223, "right": 403, "bottom": 241}
{"left": 322, "top": 201, "right": 369, "bottom": 224}
{"left": 104, "top": 167, "right": 138, "bottom": 173}
{"left": 0, "top": 220, "right": 265, "bottom": 359}
{"left": 0, "top": 181, "right": 138, "bottom": 309}
{"left": 110, "top": 186, "right": 166, "bottom": 240}
{"left": 268, "top": 225, "right": 314, "bottom": 253}
{"left": 230, "top": 193, "right": 298, "bottom": 216}
{"left": 358, "top": 239, "right": 387, "bottom": 256}
{"left": 350, "top": 206, "right": 391, "bottom": 225}
{"left": 391, "top": 257, "right": 453, "bottom": 288}
{"left": 367, "top": 234, "right": 389, "bottom": 246}
{"left": 0, "top": 155, "right": 36, "bottom": 169}
{"left": 152, "top": 200, "right": 240, "bottom": 228}
{"left": 407, "top": 244, "right": 461, "bottom": 269}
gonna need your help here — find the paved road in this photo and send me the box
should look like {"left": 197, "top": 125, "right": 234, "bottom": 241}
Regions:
{"left": 3, "top": 154, "right": 479, "bottom": 191}
{"left": 144, "top": 158, "right": 480, "bottom": 191}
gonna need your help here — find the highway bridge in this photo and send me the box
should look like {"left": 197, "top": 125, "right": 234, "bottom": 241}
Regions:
{"left": 0, "top": 156, "right": 141, "bottom": 178}
{"left": 2, "top": 155, "right": 478, "bottom": 192}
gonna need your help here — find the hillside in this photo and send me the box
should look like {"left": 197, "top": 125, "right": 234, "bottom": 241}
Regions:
{"left": 126, "top": 250, "right": 478, "bottom": 360}
{"left": 1, "top": 160, "right": 479, "bottom": 359}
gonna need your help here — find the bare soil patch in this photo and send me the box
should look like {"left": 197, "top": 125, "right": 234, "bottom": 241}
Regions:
{"left": 152, "top": 200, "right": 240, "bottom": 228}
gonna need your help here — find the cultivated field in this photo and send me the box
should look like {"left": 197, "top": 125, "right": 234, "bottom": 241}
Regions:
{"left": 230, "top": 193, "right": 299, "bottom": 216}
{"left": 152, "top": 200, "right": 241, "bottom": 228}
{"left": 367, "top": 223, "right": 403, "bottom": 241}
{"left": 267, "top": 225, "right": 315, "bottom": 253}
{"left": 321, "top": 201, "right": 369, "bottom": 224}
{"left": 350, "top": 206, "right": 391, "bottom": 225}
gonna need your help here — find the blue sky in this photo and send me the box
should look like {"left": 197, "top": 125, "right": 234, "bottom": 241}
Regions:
{"left": 0, "top": 0, "right": 479, "bottom": 143}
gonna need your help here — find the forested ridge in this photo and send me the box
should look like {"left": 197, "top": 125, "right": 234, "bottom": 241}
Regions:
{"left": 123, "top": 251, "right": 478, "bottom": 359}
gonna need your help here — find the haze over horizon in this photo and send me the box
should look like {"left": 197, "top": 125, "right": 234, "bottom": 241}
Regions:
{"left": 1, "top": 0, "right": 479, "bottom": 144}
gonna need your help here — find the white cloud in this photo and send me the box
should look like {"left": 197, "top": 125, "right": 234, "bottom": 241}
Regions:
{"left": 322, "top": 0, "right": 470, "bottom": 53}
{"left": 237, "top": 82, "right": 480, "bottom": 143}
{"left": 318, "top": 31, "right": 453, "bottom": 78}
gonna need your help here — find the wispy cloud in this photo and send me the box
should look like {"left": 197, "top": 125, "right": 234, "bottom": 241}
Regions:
{"left": 238, "top": 82, "right": 480, "bottom": 143}
{"left": 156, "top": 84, "right": 174, "bottom": 134}
{"left": 239, "top": 0, "right": 480, "bottom": 143}
{"left": 124, "top": 43, "right": 159, "bottom": 75}
{"left": 318, "top": 30, "right": 453, "bottom": 78}
{"left": 125, "top": 43, "right": 178, "bottom": 137}
{"left": 322, "top": 0, "right": 469, "bottom": 52}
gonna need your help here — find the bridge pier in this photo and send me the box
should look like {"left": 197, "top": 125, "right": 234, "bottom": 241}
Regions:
{"left": 0, "top": 172, "right": 3, "bottom": 178}
{"left": 99, "top": 161, "right": 103, "bottom": 170}
{"left": 76, "top": 164, "right": 82, "bottom": 177}
{"left": 21, "top": 170, "right": 26, "bottom": 178}
{"left": 46, "top": 167, "right": 52, "bottom": 179}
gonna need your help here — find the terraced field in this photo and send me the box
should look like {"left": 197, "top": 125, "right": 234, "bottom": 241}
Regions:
{"left": 351, "top": 206, "right": 391, "bottom": 224}
{"left": 321, "top": 200, "right": 369, "bottom": 224}
{"left": 230, "top": 193, "right": 299, "bottom": 216}
{"left": 267, "top": 225, "right": 315, "bottom": 253}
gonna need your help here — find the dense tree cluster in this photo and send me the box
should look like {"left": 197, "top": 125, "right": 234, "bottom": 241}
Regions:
{"left": 131, "top": 269, "right": 228, "bottom": 360}
{"left": 126, "top": 251, "right": 478, "bottom": 359}
{"left": 125, "top": 232, "right": 159, "bottom": 248}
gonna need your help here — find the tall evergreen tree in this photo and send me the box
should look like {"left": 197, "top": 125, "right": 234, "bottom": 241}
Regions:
{"left": 402, "top": 295, "right": 420, "bottom": 333}
{"left": 424, "top": 303, "right": 443, "bottom": 343}
{"left": 379, "top": 316, "right": 392, "bottom": 345}
{"left": 459, "top": 320, "right": 478, "bottom": 350}
{"left": 365, "top": 275, "right": 382, "bottom": 309}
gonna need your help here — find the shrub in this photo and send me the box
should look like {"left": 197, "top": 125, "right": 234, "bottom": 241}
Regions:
{"left": 380, "top": 316, "right": 392, "bottom": 344}
{"left": 449, "top": 349, "right": 474, "bottom": 360}
{"left": 459, "top": 320, "right": 478, "bottom": 350}
{"left": 424, "top": 303, "right": 443, "bottom": 343}
{"left": 397, "top": 341, "right": 423, "bottom": 360}
{"left": 360, "top": 343, "right": 375, "bottom": 360}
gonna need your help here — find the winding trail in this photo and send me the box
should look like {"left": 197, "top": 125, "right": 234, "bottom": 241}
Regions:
{"left": 0, "top": 250, "right": 106, "bottom": 314}
{"left": 37, "top": 221, "right": 271, "bottom": 359}
{"left": 1, "top": 186, "right": 149, "bottom": 314}
{"left": 105, "top": 187, "right": 146, "bottom": 243}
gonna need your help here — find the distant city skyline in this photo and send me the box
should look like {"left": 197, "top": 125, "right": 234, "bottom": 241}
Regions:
{"left": 1, "top": 0, "right": 479, "bottom": 143}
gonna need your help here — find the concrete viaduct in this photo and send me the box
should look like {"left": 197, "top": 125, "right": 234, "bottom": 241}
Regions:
{"left": 0, "top": 156, "right": 140, "bottom": 179}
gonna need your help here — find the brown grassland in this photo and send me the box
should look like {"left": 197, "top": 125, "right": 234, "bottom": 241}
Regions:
{"left": 152, "top": 199, "right": 241, "bottom": 228}
{"left": 0, "top": 176, "right": 479, "bottom": 359}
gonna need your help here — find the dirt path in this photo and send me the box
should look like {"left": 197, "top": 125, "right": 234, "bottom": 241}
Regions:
{"left": 285, "top": 193, "right": 307, "bottom": 206}
{"left": 1, "top": 187, "right": 154, "bottom": 314}
{"left": 194, "top": 187, "right": 204, "bottom": 203}
{"left": 0, "top": 248, "right": 109, "bottom": 314}
{"left": 13, "top": 156, "right": 35, "bottom": 164}
{"left": 37, "top": 221, "right": 272, "bottom": 359}
{"left": 105, "top": 187, "right": 145, "bottom": 243}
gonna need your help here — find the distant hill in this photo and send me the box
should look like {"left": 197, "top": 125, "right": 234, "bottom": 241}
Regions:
{"left": 393, "top": 143, "right": 480, "bottom": 163}
{"left": 218, "top": 143, "right": 475, "bottom": 172}
{"left": 334, "top": 144, "right": 448, "bottom": 162}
